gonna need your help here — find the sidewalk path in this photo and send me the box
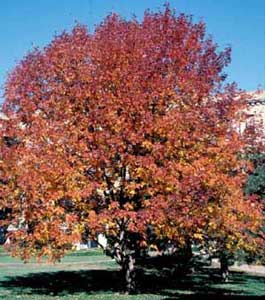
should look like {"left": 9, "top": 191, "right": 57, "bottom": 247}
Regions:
{"left": 211, "top": 259, "right": 265, "bottom": 276}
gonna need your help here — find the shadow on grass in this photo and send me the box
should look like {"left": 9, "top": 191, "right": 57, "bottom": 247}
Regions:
{"left": 0, "top": 269, "right": 121, "bottom": 295}
{"left": 0, "top": 267, "right": 264, "bottom": 299}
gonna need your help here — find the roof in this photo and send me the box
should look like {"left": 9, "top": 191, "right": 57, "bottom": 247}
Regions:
{"left": 248, "top": 91, "right": 265, "bottom": 106}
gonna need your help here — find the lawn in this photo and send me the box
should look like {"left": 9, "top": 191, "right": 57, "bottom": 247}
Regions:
{"left": 0, "top": 247, "right": 264, "bottom": 300}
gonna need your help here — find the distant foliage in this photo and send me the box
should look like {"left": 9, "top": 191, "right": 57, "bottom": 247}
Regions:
{"left": 246, "top": 153, "right": 265, "bottom": 198}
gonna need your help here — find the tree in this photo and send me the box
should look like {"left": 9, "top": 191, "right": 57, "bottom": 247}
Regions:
{"left": 244, "top": 153, "right": 265, "bottom": 264}
{"left": 0, "top": 6, "right": 263, "bottom": 293}
{"left": 246, "top": 153, "right": 265, "bottom": 198}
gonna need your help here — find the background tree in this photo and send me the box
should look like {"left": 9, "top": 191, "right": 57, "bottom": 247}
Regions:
{"left": 246, "top": 153, "right": 265, "bottom": 198}
{"left": 0, "top": 6, "right": 263, "bottom": 293}
{"left": 244, "top": 153, "right": 265, "bottom": 264}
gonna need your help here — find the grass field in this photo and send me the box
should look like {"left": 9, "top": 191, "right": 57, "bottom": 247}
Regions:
{"left": 0, "top": 247, "right": 264, "bottom": 300}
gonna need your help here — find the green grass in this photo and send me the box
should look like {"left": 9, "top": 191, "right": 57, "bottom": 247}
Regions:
{"left": 0, "top": 247, "right": 264, "bottom": 300}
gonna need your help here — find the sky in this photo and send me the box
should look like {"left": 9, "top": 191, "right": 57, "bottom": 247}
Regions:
{"left": 0, "top": 0, "right": 264, "bottom": 102}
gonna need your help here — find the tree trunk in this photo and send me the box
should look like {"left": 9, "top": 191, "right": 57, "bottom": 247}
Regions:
{"left": 109, "top": 223, "right": 138, "bottom": 294}
{"left": 177, "top": 239, "right": 193, "bottom": 275}
{"left": 220, "top": 255, "right": 229, "bottom": 282}
{"left": 122, "top": 254, "right": 136, "bottom": 294}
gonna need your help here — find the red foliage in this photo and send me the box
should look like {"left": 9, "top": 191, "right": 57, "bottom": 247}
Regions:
{"left": 0, "top": 7, "right": 263, "bottom": 266}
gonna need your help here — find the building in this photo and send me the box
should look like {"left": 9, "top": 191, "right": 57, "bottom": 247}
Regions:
{"left": 246, "top": 90, "right": 265, "bottom": 127}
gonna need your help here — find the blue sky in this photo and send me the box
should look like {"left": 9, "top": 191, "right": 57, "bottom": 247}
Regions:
{"left": 0, "top": 0, "right": 264, "bottom": 101}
